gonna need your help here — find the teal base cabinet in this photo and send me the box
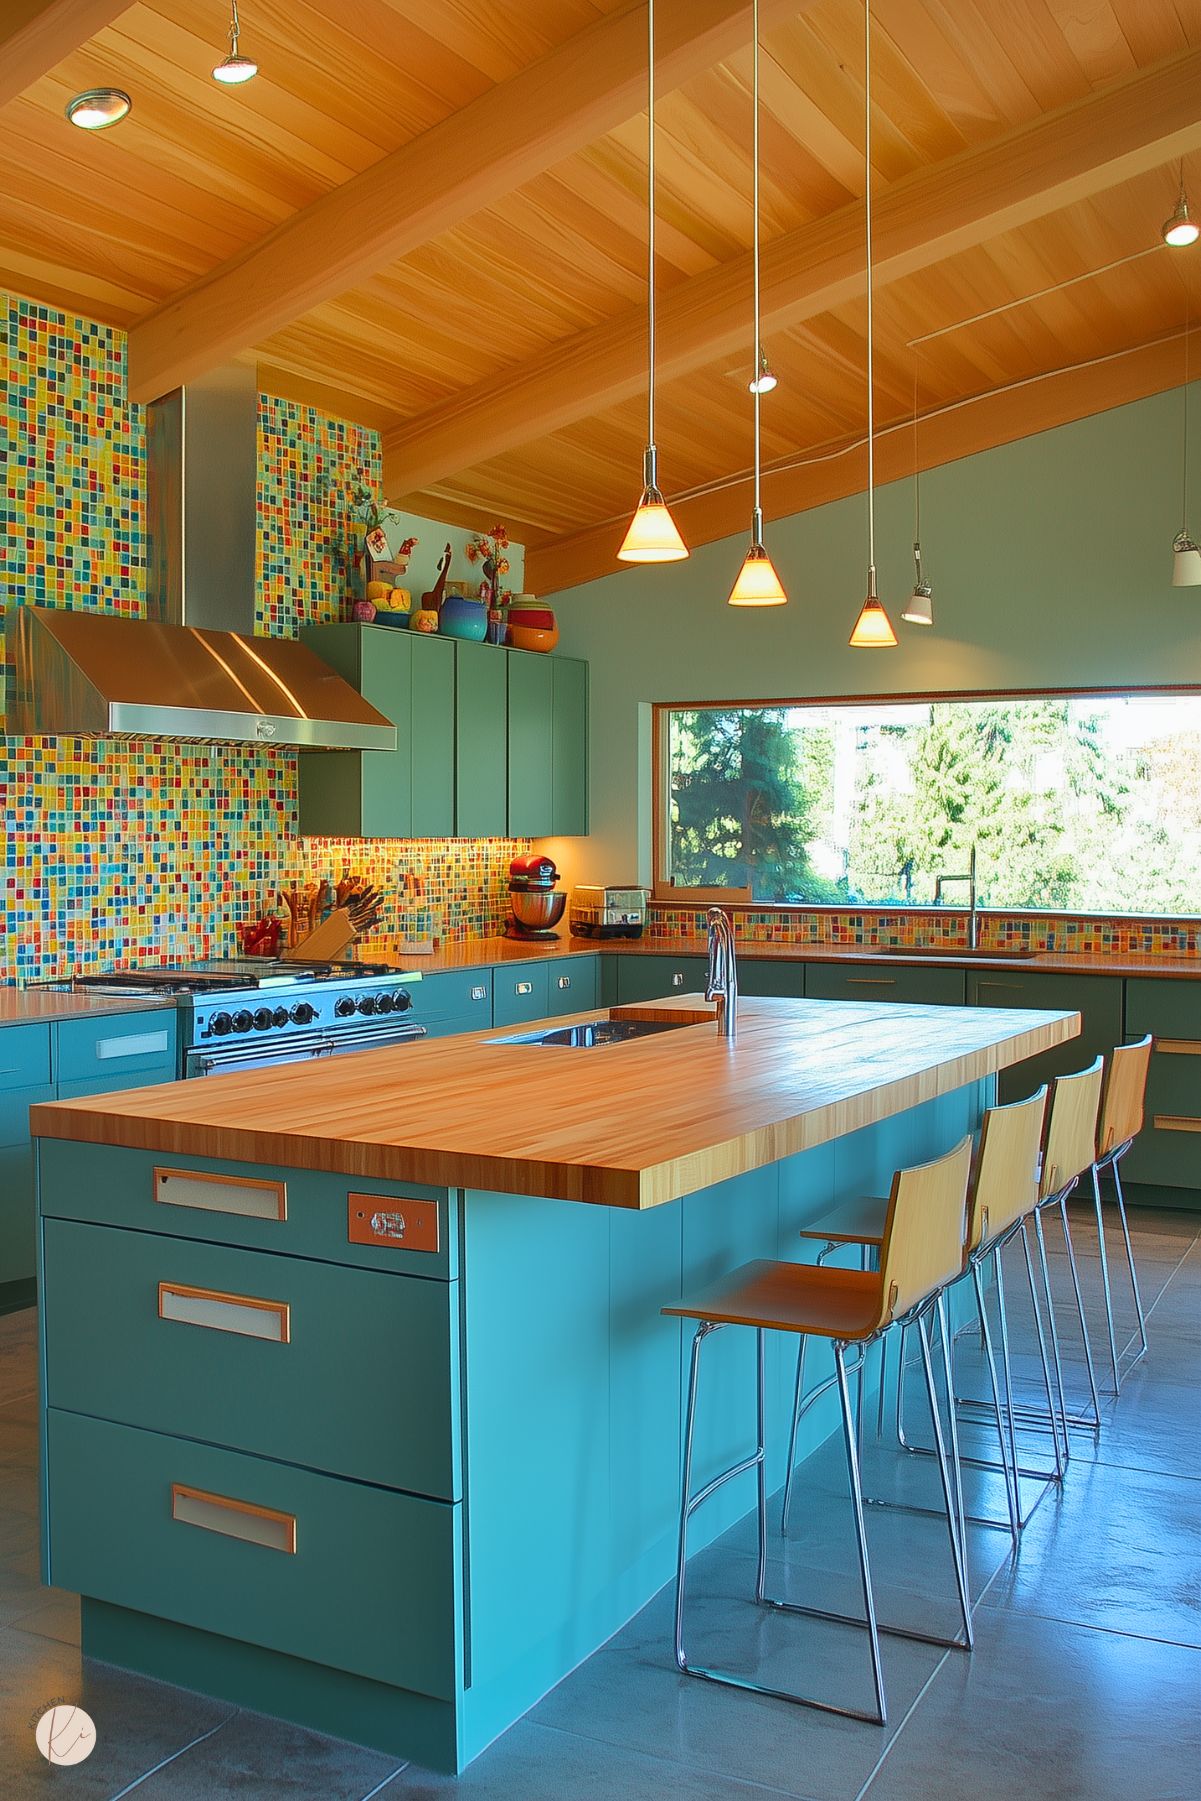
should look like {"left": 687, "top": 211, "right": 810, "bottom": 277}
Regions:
{"left": 37, "top": 1076, "right": 986, "bottom": 1772}
{"left": 615, "top": 954, "right": 708, "bottom": 1005}
{"left": 1121, "top": 978, "right": 1201, "bottom": 1193}
{"left": 965, "top": 970, "right": 1123, "bottom": 1104}
{"left": 805, "top": 962, "right": 965, "bottom": 1007}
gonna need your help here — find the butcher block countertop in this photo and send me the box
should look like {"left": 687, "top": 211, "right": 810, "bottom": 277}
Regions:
{"left": 0, "top": 989, "right": 177, "bottom": 1027}
{"left": 30, "top": 994, "right": 1079, "bottom": 1210}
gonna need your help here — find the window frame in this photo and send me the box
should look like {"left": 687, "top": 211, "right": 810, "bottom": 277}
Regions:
{"left": 652, "top": 685, "right": 1201, "bottom": 917}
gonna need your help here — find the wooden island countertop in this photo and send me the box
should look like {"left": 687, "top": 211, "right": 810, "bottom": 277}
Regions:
{"left": 30, "top": 995, "right": 1079, "bottom": 1209}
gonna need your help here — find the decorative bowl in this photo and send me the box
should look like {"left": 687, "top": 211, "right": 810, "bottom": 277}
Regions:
{"left": 438, "top": 594, "right": 489, "bottom": 641}
{"left": 505, "top": 605, "right": 556, "bottom": 630}
{"left": 509, "top": 625, "right": 559, "bottom": 654}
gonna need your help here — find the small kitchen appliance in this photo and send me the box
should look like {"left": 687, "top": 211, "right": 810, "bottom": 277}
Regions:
{"left": 569, "top": 885, "right": 649, "bottom": 939}
{"left": 506, "top": 853, "right": 566, "bottom": 940}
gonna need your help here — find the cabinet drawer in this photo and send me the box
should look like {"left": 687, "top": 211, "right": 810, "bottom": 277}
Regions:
{"left": 44, "top": 1220, "right": 460, "bottom": 1497}
{"left": 1121, "top": 1048, "right": 1201, "bottom": 1189}
{"left": 806, "top": 963, "right": 965, "bottom": 1006}
{"left": 547, "top": 958, "right": 598, "bottom": 1016}
{"left": 37, "top": 1141, "right": 458, "bottom": 1280}
{"left": 47, "top": 1409, "right": 462, "bottom": 1700}
{"left": 0, "top": 1023, "right": 51, "bottom": 1090}
{"left": 965, "top": 971, "right": 1120, "bottom": 1104}
{"left": 616, "top": 956, "right": 708, "bottom": 1005}
{"left": 54, "top": 1011, "right": 178, "bottom": 1085}
{"left": 419, "top": 970, "right": 492, "bottom": 1027}
{"left": 738, "top": 959, "right": 805, "bottom": 998}
{"left": 1124, "top": 978, "right": 1200, "bottom": 1042}
{"left": 491, "top": 964, "right": 551, "bottom": 1027}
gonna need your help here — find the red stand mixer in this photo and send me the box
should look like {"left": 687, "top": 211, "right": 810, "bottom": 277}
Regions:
{"left": 505, "top": 854, "right": 567, "bottom": 940}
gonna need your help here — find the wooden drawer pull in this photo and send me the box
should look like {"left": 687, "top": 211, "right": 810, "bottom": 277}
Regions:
{"left": 158, "top": 1282, "right": 290, "bottom": 1343}
{"left": 514, "top": 980, "right": 533, "bottom": 996}
{"left": 171, "top": 1483, "right": 295, "bottom": 1553}
{"left": 97, "top": 1029, "right": 171, "bottom": 1061}
{"left": 154, "top": 1167, "right": 286, "bottom": 1221}
{"left": 1155, "top": 1040, "right": 1201, "bottom": 1056}
{"left": 1152, "top": 1114, "right": 1201, "bottom": 1134}
{"left": 847, "top": 977, "right": 895, "bottom": 986}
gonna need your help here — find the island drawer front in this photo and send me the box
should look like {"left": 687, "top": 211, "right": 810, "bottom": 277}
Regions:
{"left": 0, "top": 1024, "right": 51, "bottom": 1090}
{"left": 492, "top": 965, "right": 551, "bottom": 1028}
{"left": 420, "top": 970, "right": 492, "bottom": 1026}
{"left": 47, "top": 1408, "right": 462, "bottom": 1701}
{"left": 1124, "top": 978, "right": 1199, "bottom": 1041}
{"left": 54, "top": 1011, "right": 179, "bottom": 1085}
{"left": 43, "top": 1220, "right": 461, "bottom": 1499}
{"left": 37, "top": 1142, "right": 458, "bottom": 1280}
{"left": 805, "top": 963, "right": 965, "bottom": 1006}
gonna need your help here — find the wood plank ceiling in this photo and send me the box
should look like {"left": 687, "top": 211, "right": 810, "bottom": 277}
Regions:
{"left": 1, "top": 0, "right": 1199, "bottom": 593}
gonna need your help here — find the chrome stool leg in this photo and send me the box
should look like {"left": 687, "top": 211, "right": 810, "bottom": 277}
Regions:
{"left": 917, "top": 1311, "right": 973, "bottom": 1647}
{"left": 1090, "top": 1162, "right": 1122, "bottom": 1393}
{"left": 1056, "top": 1191, "right": 1101, "bottom": 1426}
{"left": 970, "top": 1258, "right": 1020, "bottom": 1539}
{"left": 1111, "top": 1154, "right": 1149, "bottom": 1372}
{"left": 1032, "top": 1209, "right": 1072, "bottom": 1460}
{"left": 1020, "top": 1221, "right": 1067, "bottom": 1476}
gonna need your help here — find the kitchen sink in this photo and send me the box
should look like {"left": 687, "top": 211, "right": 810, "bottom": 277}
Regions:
{"left": 492, "top": 1016, "right": 697, "bottom": 1048}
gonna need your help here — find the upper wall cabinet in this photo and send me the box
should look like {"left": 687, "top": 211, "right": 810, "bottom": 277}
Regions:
{"left": 298, "top": 625, "right": 587, "bottom": 840}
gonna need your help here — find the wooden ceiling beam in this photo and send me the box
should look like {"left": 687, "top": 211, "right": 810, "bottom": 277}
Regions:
{"left": 0, "top": 0, "right": 132, "bottom": 107}
{"left": 523, "top": 333, "right": 1186, "bottom": 595}
{"left": 126, "top": 0, "right": 803, "bottom": 406}
{"left": 383, "top": 47, "right": 1201, "bottom": 502}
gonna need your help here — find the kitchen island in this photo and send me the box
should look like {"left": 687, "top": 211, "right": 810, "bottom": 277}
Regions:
{"left": 31, "top": 993, "right": 1077, "bottom": 1771}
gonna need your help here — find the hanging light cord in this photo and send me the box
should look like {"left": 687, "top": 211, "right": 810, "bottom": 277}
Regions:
{"left": 1183, "top": 282, "right": 1191, "bottom": 537}
{"left": 912, "top": 362, "right": 920, "bottom": 545}
{"left": 751, "top": 0, "right": 763, "bottom": 540}
{"left": 864, "top": 0, "right": 875, "bottom": 584}
{"left": 646, "top": 0, "right": 657, "bottom": 474}
{"left": 229, "top": 0, "right": 241, "bottom": 51}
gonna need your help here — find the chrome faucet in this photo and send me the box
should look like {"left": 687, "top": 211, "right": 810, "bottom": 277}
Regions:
{"left": 706, "top": 906, "right": 738, "bottom": 1039}
{"left": 934, "top": 844, "right": 979, "bottom": 949}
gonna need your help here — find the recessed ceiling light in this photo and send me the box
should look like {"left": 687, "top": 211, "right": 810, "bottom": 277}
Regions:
{"left": 65, "top": 88, "right": 131, "bottom": 130}
{"left": 213, "top": 1, "right": 258, "bottom": 84}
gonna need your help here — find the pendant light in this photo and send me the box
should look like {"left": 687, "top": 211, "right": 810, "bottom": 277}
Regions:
{"left": 66, "top": 88, "right": 131, "bottom": 129}
{"left": 1163, "top": 164, "right": 1200, "bottom": 250}
{"left": 1174, "top": 288, "right": 1201, "bottom": 585}
{"left": 618, "top": 0, "right": 688, "bottom": 562}
{"left": 849, "top": 0, "right": 897, "bottom": 648}
{"left": 901, "top": 366, "right": 934, "bottom": 625}
{"left": 728, "top": 0, "right": 786, "bottom": 607}
{"left": 213, "top": 0, "right": 258, "bottom": 84}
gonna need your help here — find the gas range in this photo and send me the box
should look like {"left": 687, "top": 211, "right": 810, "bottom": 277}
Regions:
{"left": 62, "top": 958, "right": 426, "bottom": 1076}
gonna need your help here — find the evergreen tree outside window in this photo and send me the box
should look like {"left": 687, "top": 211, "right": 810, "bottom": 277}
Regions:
{"left": 659, "top": 694, "right": 1201, "bottom": 915}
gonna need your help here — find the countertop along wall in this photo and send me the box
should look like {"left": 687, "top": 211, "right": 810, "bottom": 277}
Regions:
{"left": 546, "top": 383, "right": 1201, "bottom": 896}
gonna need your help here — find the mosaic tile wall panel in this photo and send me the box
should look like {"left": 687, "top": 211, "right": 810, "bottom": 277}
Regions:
{"left": 646, "top": 905, "right": 1200, "bottom": 957}
{"left": 0, "top": 297, "right": 519, "bottom": 982}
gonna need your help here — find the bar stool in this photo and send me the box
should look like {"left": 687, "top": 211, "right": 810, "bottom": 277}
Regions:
{"left": 1088, "top": 1035, "right": 1153, "bottom": 1389}
{"left": 663, "top": 1137, "right": 973, "bottom": 1727}
{"left": 787, "top": 1087, "right": 1051, "bottom": 1539}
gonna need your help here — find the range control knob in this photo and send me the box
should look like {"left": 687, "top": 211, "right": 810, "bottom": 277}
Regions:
{"left": 210, "top": 1012, "right": 233, "bottom": 1036}
{"left": 335, "top": 996, "right": 356, "bottom": 1018}
{"left": 232, "top": 1010, "right": 254, "bottom": 1034}
{"left": 374, "top": 992, "right": 396, "bottom": 1014}
{"left": 253, "top": 1007, "right": 275, "bottom": 1031}
{"left": 290, "top": 1001, "right": 317, "bottom": 1026}
{"left": 272, "top": 1006, "right": 290, "bottom": 1028}
{"left": 396, "top": 989, "right": 413, "bottom": 1012}
{"left": 357, "top": 995, "right": 377, "bottom": 1015}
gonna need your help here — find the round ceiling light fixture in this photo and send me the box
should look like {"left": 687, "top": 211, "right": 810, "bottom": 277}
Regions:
{"left": 65, "top": 88, "right": 131, "bottom": 130}
{"left": 213, "top": 0, "right": 258, "bottom": 84}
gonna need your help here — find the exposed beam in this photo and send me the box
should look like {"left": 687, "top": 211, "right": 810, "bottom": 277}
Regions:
{"left": 126, "top": 0, "right": 802, "bottom": 406}
{"left": 383, "top": 47, "right": 1201, "bottom": 500}
{"left": 523, "top": 334, "right": 1186, "bottom": 595}
{"left": 0, "top": 0, "right": 130, "bottom": 106}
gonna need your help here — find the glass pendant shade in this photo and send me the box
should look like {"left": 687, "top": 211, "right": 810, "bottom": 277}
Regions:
{"left": 728, "top": 540, "right": 787, "bottom": 606}
{"left": 618, "top": 487, "right": 688, "bottom": 562}
{"left": 66, "top": 88, "right": 131, "bottom": 128}
{"left": 1173, "top": 531, "right": 1201, "bottom": 586}
{"left": 213, "top": 52, "right": 258, "bottom": 83}
{"left": 850, "top": 572, "right": 898, "bottom": 647}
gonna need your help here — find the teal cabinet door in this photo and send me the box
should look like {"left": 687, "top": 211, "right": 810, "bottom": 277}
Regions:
{"left": 546, "top": 957, "right": 598, "bottom": 1016}
{"left": 551, "top": 658, "right": 588, "bottom": 836}
{"left": 739, "top": 959, "right": 805, "bottom": 998}
{"left": 965, "top": 969, "right": 1122, "bottom": 1103}
{"left": 806, "top": 962, "right": 965, "bottom": 1006}
{"left": 492, "top": 964, "right": 551, "bottom": 1027}
{"left": 1121, "top": 979, "right": 1201, "bottom": 1191}
{"left": 419, "top": 970, "right": 493, "bottom": 1039}
{"left": 507, "top": 653, "right": 554, "bottom": 836}
{"left": 0, "top": 1084, "right": 53, "bottom": 1288}
{"left": 455, "top": 642, "right": 508, "bottom": 837}
{"left": 55, "top": 1009, "right": 178, "bottom": 1085}
{"left": 0, "top": 1023, "right": 51, "bottom": 1089}
{"left": 616, "top": 955, "right": 708, "bottom": 1004}
{"left": 410, "top": 635, "right": 456, "bottom": 836}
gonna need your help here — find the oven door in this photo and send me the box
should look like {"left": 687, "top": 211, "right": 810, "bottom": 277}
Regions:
{"left": 185, "top": 1021, "right": 426, "bottom": 1078}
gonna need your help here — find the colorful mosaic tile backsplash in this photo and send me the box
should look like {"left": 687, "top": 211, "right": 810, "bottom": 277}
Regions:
{"left": 0, "top": 295, "right": 519, "bottom": 983}
{"left": 647, "top": 905, "right": 1201, "bottom": 957}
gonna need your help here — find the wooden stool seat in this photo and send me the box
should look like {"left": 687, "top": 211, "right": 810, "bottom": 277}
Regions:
{"left": 665, "top": 1259, "right": 882, "bottom": 1340}
{"left": 797, "top": 1196, "right": 888, "bottom": 1246}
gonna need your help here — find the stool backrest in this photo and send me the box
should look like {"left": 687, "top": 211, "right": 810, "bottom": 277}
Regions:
{"left": 966, "top": 1085, "right": 1047, "bottom": 1253}
{"left": 878, "top": 1136, "right": 973, "bottom": 1325}
{"left": 1040, "top": 1056, "right": 1104, "bottom": 1201}
{"left": 1098, "top": 1035, "right": 1152, "bottom": 1155}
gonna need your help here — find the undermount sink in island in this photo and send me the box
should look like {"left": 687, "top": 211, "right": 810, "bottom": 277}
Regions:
{"left": 30, "top": 993, "right": 1078, "bottom": 1772}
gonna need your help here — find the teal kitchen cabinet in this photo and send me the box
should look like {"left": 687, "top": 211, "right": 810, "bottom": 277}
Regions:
{"left": 545, "top": 956, "right": 598, "bottom": 1016}
{"left": 492, "top": 963, "right": 551, "bottom": 1028}
{"left": 1, "top": 1066, "right": 52, "bottom": 1296}
{"left": 419, "top": 969, "right": 493, "bottom": 1040}
{"left": 507, "top": 653, "right": 589, "bottom": 838}
{"left": 615, "top": 955, "right": 708, "bottom": 1005}
{"left": 454, "top": 641, "right": 508, "bottom": 837}
{"left": 965, "top": 968, "right": 1122, "bottom": 1103}
{"left": 54, "top": 1009, "right": 177, "bottom": 1088}
{"left": 805, "top": 961, "right": 965, "bottom": 1006}
{"left": 737, "top": 959, "right": 805, "bottom": 998}
{"left": 1121, "top": 977, "right": 1201, "bottom": 1191}
{"left": 298, "top": 624, "right": 455, "bottom": 839}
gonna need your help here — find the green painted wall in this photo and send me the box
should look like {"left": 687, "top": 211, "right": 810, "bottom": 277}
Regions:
{"left": 548, "top": 385, "right": 1201, "bottom": 885}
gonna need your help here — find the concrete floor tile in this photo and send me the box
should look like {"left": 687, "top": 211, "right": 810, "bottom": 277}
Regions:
{"left": 10, "top": 1588, "right": 80, "bottom": 1647}
{"left": 130, "top": 1709, "right": 405, "bottom": 1800}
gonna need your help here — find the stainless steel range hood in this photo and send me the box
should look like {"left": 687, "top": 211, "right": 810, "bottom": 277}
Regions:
{"left": 8, "top": 364, "right": 396, "bottom": 751}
